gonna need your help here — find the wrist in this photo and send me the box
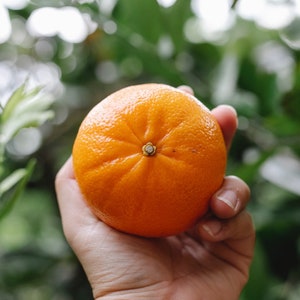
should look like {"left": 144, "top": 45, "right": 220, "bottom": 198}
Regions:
{"left": 93, "top": 285, "right": 171, "bottom": 300}
{"left": 95, "top": 292, "right": 167, "bottom": 300}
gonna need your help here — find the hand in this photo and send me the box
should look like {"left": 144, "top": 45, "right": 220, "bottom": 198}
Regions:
{"left": 55, "top": 87, "right": 255, "bottom": 300}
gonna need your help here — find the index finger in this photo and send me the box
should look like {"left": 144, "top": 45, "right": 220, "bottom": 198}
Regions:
{"left": 55, "top": 157, "right": 98, "bottom": 241}
{"left": 211, "top": 105, "right": 238, "bottom": 151}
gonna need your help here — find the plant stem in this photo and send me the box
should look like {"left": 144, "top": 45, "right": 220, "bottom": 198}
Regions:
{"left": 231, "top": 0, "right": 239, "bottom": 9}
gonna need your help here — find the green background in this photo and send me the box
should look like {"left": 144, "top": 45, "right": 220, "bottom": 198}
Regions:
{"left": 1, "top": 1, "right": 300, "bottom": 299}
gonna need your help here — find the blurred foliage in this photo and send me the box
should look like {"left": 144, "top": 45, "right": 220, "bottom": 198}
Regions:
{"left": 0, "top": 0, "right": 300, "bottom": 299}
{"left": 0, "top": 83, "right": 53, "bottom": 220}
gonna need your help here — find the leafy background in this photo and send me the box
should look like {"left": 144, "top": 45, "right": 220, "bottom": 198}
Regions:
{"left": 1, "top": 0, "right": 300, "bottom": 299}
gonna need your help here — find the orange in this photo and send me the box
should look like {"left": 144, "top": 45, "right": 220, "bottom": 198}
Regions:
{"left": 72, "top": 83, "right": 227, "bottom": 237}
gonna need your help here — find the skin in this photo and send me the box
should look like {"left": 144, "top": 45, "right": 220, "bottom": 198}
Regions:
{"left": 55, "top": 86, "right": 255, "bottom": 300}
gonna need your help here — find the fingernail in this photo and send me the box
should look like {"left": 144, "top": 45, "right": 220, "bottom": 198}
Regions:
{"left": 217, "top": 190, "right": 238, "bottom": 211}
{"left": 202, "top": 220, "right": 222, "bottom": 236}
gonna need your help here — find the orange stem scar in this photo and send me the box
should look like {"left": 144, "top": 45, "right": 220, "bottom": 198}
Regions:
{"left": 142, "top": 142, "right": 156, "bottom": 156}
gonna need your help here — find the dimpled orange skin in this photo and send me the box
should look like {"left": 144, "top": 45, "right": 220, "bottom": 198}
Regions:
{"left": 72, "top": 83, "right": 227, "bottom": 237}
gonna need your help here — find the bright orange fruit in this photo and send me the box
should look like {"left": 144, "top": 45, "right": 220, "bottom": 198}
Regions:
{"left": 72, "top": 83, "right": 227, "bottom": 237}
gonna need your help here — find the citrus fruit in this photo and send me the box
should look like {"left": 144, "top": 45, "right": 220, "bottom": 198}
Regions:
{"left": 72, "top": 83, "right": 227, "bottom": 237}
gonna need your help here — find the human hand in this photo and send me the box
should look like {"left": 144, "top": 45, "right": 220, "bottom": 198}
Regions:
{"left": 55, "top": 87, "right": 255, "bottom": 300}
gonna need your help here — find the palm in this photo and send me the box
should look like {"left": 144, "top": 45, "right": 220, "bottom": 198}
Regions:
{"left": 74, "top": 218, "right": 252, "bottom": 300}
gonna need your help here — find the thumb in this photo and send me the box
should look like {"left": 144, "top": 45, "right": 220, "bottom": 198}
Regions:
{"left": 55, "top": 157, "right": 98, "bottom": 242}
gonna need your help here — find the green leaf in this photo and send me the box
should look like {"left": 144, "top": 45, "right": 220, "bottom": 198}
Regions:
{"left": 0, "top": 82, "right": 54, "bottom": 145}
{"left": 1, "top": 81, "right": 28, "bottom": 123}
{"left": 0, "top": 159, "right": 36, "bottom": 220}
{"left": 1, "top": 82, "right": 42, "bottom": 123}
{"left": 0, "top": 169, "right": 28, "bottom": 197}
{"left": 113, "top": 0, "right": 162, "bottom": 44}
{"left": 1, "top": 111, "right": 54, "bottom": 145}
{"left": 160, "top": 0, "right": 192, "bottom": 52}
